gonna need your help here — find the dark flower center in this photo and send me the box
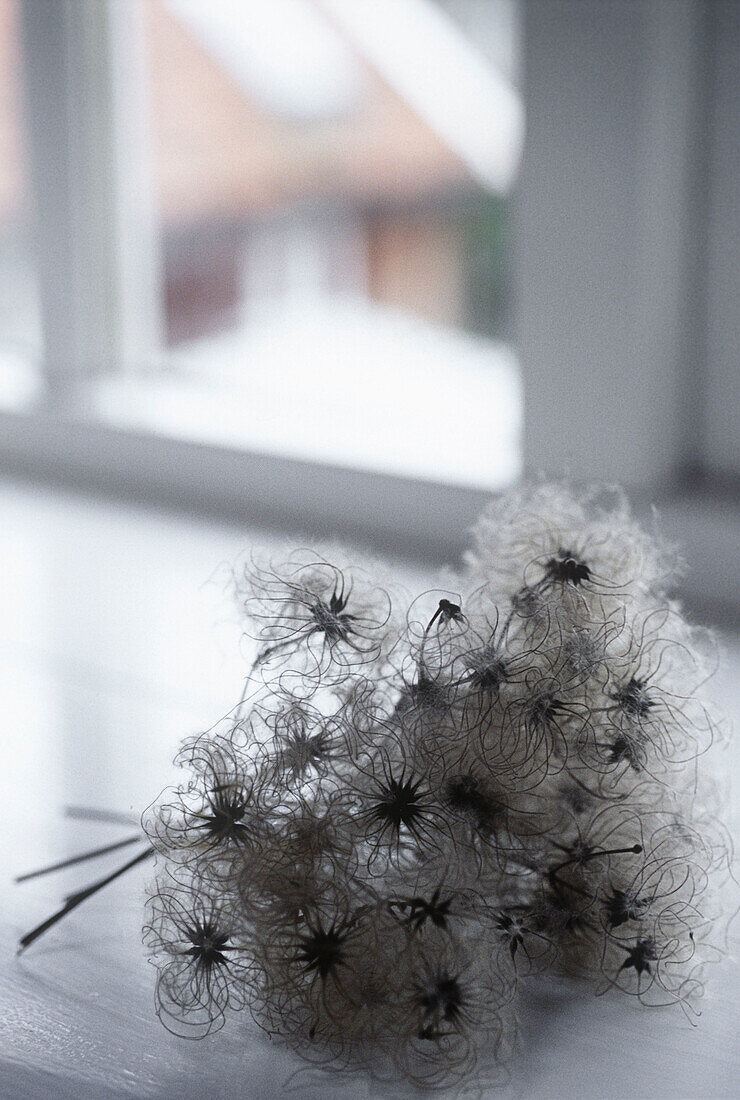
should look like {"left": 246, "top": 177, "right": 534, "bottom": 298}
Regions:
{"left": 544, "top": 549, "right": 591, "bottom": 587}
{"left": 399, "top": 888, "right": 454, "bottom": 931}
{"left": 611, "top": 677, "right": 655, "bottom": 719}
{"left": 494, "top": 911, "right": 526, "bottom": 958}
{"left": 445, "top": 774, "right": 501, "bottom": 833}
{"left": 466, "top": 644, "right": 508, "bottom": 692}
{"left": 605, "top": 887, "right": 652, "bottom": 928}
{"left": 283, "top": 730, "right": 331, "bottom": 774}
{"left": 183, "top": 920, "right": 232, "bottom": 969}
{"left": 608, "top": 734, "right": 643, "bottom": 771}
{"left": 417, "top": 973, "right": 464, "bottom": 1023}
{"left": 527, "top": 692, "right": 568, "bottom": 730}
{"left": 620, "top": 937, "right": 658, "bottom": 976}
{"left": 311, "top": 595, "right": 355, "bottom": 642}
{"left": 296, "top": 920, "right": 347, "bottom": 980}
{"left": 372, "top": 774, "right": 429, "bottom": 836}
{"left": 197, "top": 783, "right": 250, "bottom": 843}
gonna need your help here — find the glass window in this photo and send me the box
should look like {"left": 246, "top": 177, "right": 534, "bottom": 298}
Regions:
{"left": 128, "top": 0, "right": 523, "bottom": 488}
{"left": 9, "top": 0, "right": 523, "bottom": 495}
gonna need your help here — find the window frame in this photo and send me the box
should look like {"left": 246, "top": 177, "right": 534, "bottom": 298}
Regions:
{"left": 2, "top": 0, "right": 737, "bottom": 620}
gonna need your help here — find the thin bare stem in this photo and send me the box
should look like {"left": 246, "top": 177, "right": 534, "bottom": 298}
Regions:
{"left": 18, "top": 846, "right": 154, "bottom": 953}
{"left": 63, "top": 806, "right": 139, "bottom": 826}
{"left": 16, "top": 835, "right": 143, "bottom": 883}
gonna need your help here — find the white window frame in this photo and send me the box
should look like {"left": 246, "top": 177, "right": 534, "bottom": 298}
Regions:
{"left": 20, "top": 0, "right": 160, "bottom": 396}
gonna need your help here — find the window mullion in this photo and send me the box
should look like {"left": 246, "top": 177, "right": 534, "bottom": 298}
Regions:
{"left": 21, "top": 0, "right": 161, "bottom": 404}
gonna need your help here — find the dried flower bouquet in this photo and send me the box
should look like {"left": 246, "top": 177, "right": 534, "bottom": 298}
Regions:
{"left": 19, "top": 484, "right": 730, "bottom": 1090}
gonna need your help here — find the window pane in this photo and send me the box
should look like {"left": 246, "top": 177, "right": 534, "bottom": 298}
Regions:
{"left": 109, "top": 0, "right": 523, "bottom": 489}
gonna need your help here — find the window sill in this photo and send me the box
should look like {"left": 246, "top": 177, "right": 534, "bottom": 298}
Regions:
{"left": 0, "top": 399, "right": 501, "bottom": 562}
{"left": 1, "top": 358, "right": 736, "bottom": 624}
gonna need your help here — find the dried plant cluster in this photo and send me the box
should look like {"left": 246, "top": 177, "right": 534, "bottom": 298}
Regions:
{"left": 143, "top": 484, "right": 728, "bottom": 1089}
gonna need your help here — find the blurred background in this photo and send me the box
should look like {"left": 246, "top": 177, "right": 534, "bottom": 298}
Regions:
{"left": 0, "top": 4, "right": 738, "bottom": 1096}
{"left": 1, "top": 0, "right": 738, "bottom": 617}
{"left": 1, "top": 0, "right": 522, "bottom": 492}
{"left": 0, "top": 0, "right": 737, "bottom": 611}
